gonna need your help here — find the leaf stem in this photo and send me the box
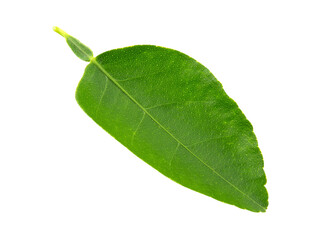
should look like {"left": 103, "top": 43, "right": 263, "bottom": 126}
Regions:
{"left": 53, "top": 26, "right": 69, "bottom": 38}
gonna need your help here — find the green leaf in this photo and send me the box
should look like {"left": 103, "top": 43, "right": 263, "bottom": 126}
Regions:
{"left": 53, "top": 27, "right": 93, "bottom": 61}
{"left": 54, "top": 27, "right": 268, "bottom": 212}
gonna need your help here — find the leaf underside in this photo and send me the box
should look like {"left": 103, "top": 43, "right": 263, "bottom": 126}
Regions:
{"left": 75, "top": 45, "right": 268, "bottom": 212}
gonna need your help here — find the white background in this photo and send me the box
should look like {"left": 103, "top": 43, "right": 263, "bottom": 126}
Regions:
{"left": 0, "top": 0, "right": 319, "bottom": 239}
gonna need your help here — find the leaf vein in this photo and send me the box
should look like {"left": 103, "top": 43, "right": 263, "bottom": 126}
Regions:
{"left": 131, "top": 112, "right": 146, "bottom": 144}
{"left": 145, "top": 100, "right": 216, "bottom": 110}
{"left": 169, "top": 143, "right": 180, "bottom": 168}
{"left": 95, "top": 76, "right": 109, "bottom": 115}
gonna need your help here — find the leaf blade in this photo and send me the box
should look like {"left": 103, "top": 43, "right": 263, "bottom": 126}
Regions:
{"left": 75, "top": 45, "right": 268, "bottom": 212}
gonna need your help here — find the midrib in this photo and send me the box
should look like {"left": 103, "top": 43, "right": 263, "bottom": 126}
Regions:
{"left": 91, "top": 58, "right": 266, "bottom": 212}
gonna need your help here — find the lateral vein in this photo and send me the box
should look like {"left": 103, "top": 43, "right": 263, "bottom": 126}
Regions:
{"left": 131, "top": 112, "right": 146, "bottom": 144}
{"left": 95, "top": 76, "right": 109, "bottom": 115}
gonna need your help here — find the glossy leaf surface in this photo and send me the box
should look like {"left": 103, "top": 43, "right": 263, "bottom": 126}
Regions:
{"left": 55, "top": 27, "right": 268, "bottom": 212}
